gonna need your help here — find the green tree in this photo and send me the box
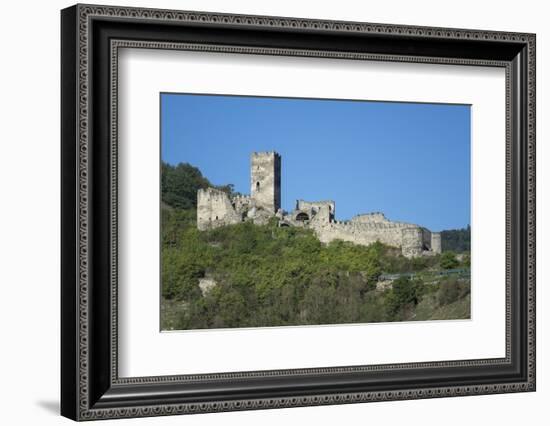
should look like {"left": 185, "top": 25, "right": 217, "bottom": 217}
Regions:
{"left": 441, "top": 225, "right": 471, "bottom": 252}
{"left": 438, "top": 278, "right": 461, "bottom": 305}
{"left": 161, "top": 162, "right": 238, "bottom": 209}
{"left": 161, "top": 162, "right": 210, "bottom": 209}
{"left": 385, "top": 276, "right": 424, "bottom": 318}
{"left": 440, "top": 251, "right": 459, "bottom": 270}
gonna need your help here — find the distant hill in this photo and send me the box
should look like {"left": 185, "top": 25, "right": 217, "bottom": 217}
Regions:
{"left": 161, "top": 162, "right": 237, "bottom": 209}
{"left": 441, "top": 226, "right": 470, "bottom": 253}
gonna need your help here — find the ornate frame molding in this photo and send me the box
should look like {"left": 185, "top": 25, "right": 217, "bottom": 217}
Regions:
{"left": 61, "top": 4, "right": 536, "bottom": 421}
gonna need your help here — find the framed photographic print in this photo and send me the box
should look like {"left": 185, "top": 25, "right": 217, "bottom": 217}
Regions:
{"left": 61, "top": 4, "right": 536, "bottom": 421}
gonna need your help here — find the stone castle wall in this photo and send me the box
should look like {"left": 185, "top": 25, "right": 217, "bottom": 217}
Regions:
{"left": 351, "top": 212, "right": 389, "bottom": 224}
{"left": 401, "top": 227, "right": 425, "bottom": 258}
{"left": 231, "top": 194, "right": 254, "bottom": 218}
{"left": 197, "top": 188, "right": 241, "bottom": 231}
{"left": 311, "top": 219, "right": 427, "bottom": 255}
{"left": 312, "top": 221, "right": 405, "bottom": 247}
{"left": 296, "top": 200, "right": 335, "bottom": 215}
{"left": 308, "top": 204, "right": 332, "bottom": 226}
{"left": 431, "top": 232, "right": 442, "bottom": 253}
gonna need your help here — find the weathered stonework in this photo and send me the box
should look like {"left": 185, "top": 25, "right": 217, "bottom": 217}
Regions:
{"left": 401, "top": 227, "right": 425, "bottom": 258}
{"left": 250, "top": 152, "right": 281, "bottom": 213}
{"left": 197, "top": 188, "right": 241, "bottom": 231}
{"left": 198, "top": 277, "right": 218, "bottom": 296}
{"left": 352, "top": 212, "right": 388, "bottom": 224}
{"left": 196, "top": 152, "right": 442, "bottom": 257}
{"left": 431, "top": 232, "right": 442, "bottom": 254}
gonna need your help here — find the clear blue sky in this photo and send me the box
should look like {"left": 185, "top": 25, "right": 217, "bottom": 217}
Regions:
{"left": 161, "top": 93, "right": 470, "bottom": 231}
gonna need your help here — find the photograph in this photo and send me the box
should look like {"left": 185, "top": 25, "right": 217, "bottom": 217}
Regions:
{"left": 160, "top": 93, "right": 472, "bottom": 331}
{"left": 58, "top": 3, "right": 536, "bottom": 421}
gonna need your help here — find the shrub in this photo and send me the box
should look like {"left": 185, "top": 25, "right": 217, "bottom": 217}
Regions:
{"left": 161, "top": 202, "right": 468, "bottom": 329}
{"left": 385, "top": 277, "right": 424, "bottom": 318}
{"left": 440, "top": 251, "right": 459, "bottom": 270}
{"left": 437, "top": 278, "right": 461, "bottom": 305}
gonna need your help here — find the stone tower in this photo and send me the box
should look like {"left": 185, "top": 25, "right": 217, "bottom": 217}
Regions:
{"left": 401, "top": 227, "right": 424, "bottom": 258}
{"left": 250, "top": 151, "right": 281, "bottom": 213}
{"left": 431, "top": 232, "right": 442, "bottom": 254}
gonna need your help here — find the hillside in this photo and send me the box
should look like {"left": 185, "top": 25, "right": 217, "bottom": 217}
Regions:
{"left": 161, "top": 207, "right": 470, "bottom": 330}
{"left": 160, "top": 162, "right": 471, "bottom": 330}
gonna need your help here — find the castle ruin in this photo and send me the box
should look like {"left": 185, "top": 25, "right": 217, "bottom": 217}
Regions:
{"left": 197, "top": 152, "right": 441, "bottom": 258}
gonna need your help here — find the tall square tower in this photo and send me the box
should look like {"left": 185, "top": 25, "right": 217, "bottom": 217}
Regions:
{"left": 250, "top": 152, "right": 281, "bottom": 213}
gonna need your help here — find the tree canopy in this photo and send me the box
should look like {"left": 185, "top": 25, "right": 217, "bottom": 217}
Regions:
{"left": 441, "top": 225, "right": 470, "bottom": 253}
{"left": 161, "top": 161, "right": 238, "bottom": 210}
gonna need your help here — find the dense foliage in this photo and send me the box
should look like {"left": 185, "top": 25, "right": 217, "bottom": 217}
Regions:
{"left": 161, "top": 162, "right": 237, "bottom": 209}
{"left": 440, "top": 251, "right": 460, "bottom": 270}
{"left": 441, "top": 225, "right": 471, "bottom": 253}
{"left": 160, "top": 162, "right": 471, "bottom": 330}
{"left": 161, "top": 206, "right": 471, "bottom": 330}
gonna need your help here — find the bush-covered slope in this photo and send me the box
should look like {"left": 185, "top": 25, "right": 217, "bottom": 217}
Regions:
{"left": 160, "top": 162, "right": 471, "bottom": 330}
{"left": 161, "top": 206, "right": 470, "bottom": 330}
{"left": 441, "top": 226, "right": 471, "bottom": 253}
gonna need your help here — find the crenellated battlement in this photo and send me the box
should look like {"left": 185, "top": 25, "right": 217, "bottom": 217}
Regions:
{"left": 351, "top": 212, "right": 388, "bottom": 223}
{"left": 197, "top": 187, "right": 229, "bottom": 201}
{"left": 199, "top": 187, "right": 223, "bottom": 194}
{"left": 251, "top": 151, "right": 281, "bottom": 158}
{"left": 326, "top": 219, "right": 414, "bottom": 230}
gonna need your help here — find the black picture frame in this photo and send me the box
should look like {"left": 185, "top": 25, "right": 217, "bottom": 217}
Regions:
{"left": 61, "top": 4, "right": 536, "bottom": 421}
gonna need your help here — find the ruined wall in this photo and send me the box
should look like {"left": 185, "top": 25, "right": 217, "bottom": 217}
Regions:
{"left": 431, "top": 232, "right": 442, "bottom": 254}
{"left": 351, "top": 212, "right": 389, "bottom": 224}
{"left": 232, "top": 195, "right": 254, "bottom": 218}
{"left": 308, "top": 204, "right": 332, "bottom": 226}
{"left": 197, "top": 188, "right": 241, "bottom": 231}
{"left": 309, "top": 219, "right": 427, "bottom": 257}
{"left": 296, "top": 200, "right": 335, "bottom": 216}
{"left": 421, "top": 228, "right": 431, "bottom": 250}
{"left": 250, "top": 151, "right": 281, "bottom": 213}
{"left": 312, "top": 220, "right": 410, "bottom": 248}
{"left": 402, "top": 227, "right": 424, "bottom": 258}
